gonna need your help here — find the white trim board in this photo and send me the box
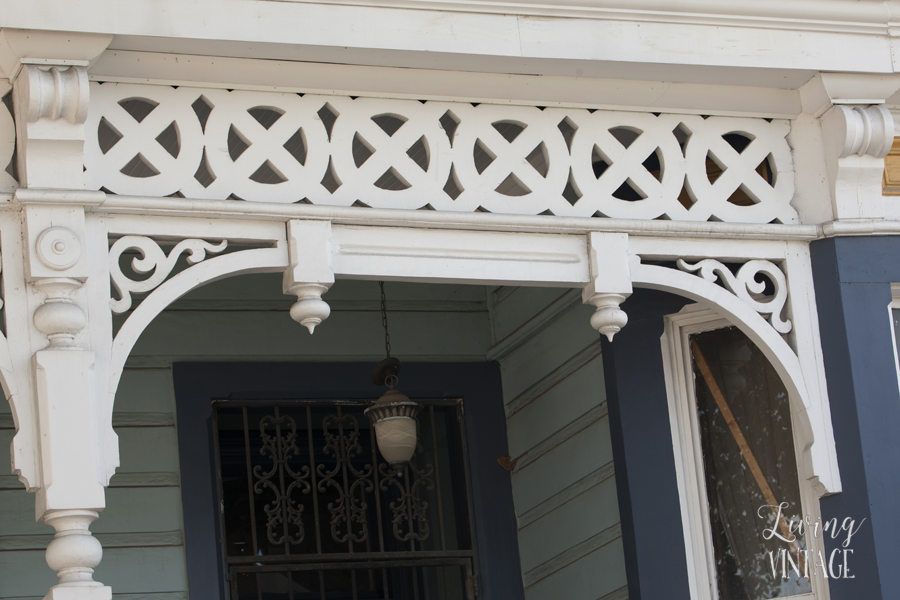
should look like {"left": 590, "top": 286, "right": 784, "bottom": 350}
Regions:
{"left": 2, "top": 0, "right": 897, "bottom": 83}
{"left": 54, "top": 195, "right": 821, "bottom": 241}
{"left": 89, "top": 51, "right": 803, "bottom": 119}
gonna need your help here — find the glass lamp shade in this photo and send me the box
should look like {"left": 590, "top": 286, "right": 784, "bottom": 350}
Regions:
{"left": 364, "top": 389, "right": 420, "bottom": 465}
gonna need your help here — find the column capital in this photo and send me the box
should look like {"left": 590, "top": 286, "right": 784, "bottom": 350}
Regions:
{"left": 819, "top": 104, "right": 896, "bottom": 220}
{"left": 2, "top": 29, "right": 112, "bottom": 189}
{"left": 822, "top": 104, "right": 894, "bottom": 160}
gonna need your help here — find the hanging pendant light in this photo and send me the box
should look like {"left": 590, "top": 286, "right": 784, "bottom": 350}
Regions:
{"left": 365, "top": 282, "right": 420, "bottom": 467}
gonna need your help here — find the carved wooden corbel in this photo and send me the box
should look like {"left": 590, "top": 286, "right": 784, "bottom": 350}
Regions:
{"left": 284, "top": 220, "right": 334, "bottom": 333}
{"left": 13, "top": 64, "right": 90, "bottom": 189}
{"left": 821, "top": 104, "right": 895, "bottom": 220}
{"left": 582, "top": 232, "right": 632, "bottom": 341}
{"left": 1, "top": 28, "right": 111, "bottom": 189}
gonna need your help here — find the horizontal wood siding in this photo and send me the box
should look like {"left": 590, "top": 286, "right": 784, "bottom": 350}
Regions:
{"left": 0, "top": 277, "right": 493, "bottom": 598}
{"left": 491, "top": 287, "right": 628, "bottom": 600}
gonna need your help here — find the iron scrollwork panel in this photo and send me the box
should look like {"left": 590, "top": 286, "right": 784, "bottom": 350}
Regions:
{"left": 380, "top": 459, "right": 435, "bottom": 543}
{"left": 317, "top": 412, "right": 375, "bottom": 544}
{"left": 220, "top": 401, "right": 458, "bottom": 560}
{"left": 252, "top": 412, "right": 312, "bottom": 546}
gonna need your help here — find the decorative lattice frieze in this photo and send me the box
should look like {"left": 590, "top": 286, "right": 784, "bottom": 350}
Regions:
{"left": 85, "top": 83, "right": 797, "bottom": 223}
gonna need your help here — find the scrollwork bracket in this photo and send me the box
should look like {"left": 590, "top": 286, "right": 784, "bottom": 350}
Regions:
{"left": 676, "top": 258, "right": 792, "bottom": 334}
{"left": 109, "top": 236, "right": 227, "bottom": 314}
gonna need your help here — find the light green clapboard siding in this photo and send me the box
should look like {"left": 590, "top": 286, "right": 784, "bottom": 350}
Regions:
{"left": 492, "top": 286, "right": 628, "bottom": 600}
{"left": 505, "top": 353, "right": 605, "bottom": 458}
{"left": 499, "top": 301, "right": 601, "bottom": 400}
{"left": 524, "top": 537, "right": 628, "bottom": 600}
{"left": 1, "top": 278, "right": 494, "bottom": 599}
{"left": 489, "top": 287, "right": 566, "bottom": 343}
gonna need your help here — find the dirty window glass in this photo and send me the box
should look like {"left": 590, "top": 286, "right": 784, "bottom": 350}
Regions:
{"left": 691, "top": 327, "right": 811, "bottom": 600}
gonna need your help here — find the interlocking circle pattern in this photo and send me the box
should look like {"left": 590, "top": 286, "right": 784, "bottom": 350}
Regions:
{"left": 83, "top": 82, "right": 798, "bottom": 224}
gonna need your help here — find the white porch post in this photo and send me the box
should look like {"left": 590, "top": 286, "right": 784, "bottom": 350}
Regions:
{"left": 2, "top": 29, "right": 115, "bottom": 600}
{"left": 20, "top": 189, "right": 110, "bottom": 600}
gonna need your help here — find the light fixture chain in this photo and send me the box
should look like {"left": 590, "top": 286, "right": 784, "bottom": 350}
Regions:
{"left": 379, "top": 281, "right": 391, "bottom": 359}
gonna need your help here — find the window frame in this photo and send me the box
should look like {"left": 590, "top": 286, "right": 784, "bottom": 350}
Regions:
{"left": 887, "top": 283, "right": 900, "bottom": 396}
{"left": 661, "top": 305, "right": 827, "bottom": 600}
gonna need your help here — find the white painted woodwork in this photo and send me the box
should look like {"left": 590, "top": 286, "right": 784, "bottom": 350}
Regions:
{"left": 90, "top": 195, "right": 821, "bottom": 239}
{"left": 0, "top": 33, "right": 117, "bottom": 598}
{"left": 0, "top": 93, "right": 14, "bottom": 194}
{"left": 0, "top": 29, "right": 112, "bottom": 79}
{"left": 108, "top": 244, "right": 289, "bottom": 402}
{"left": 284, "top": 220, "right": 334, "bottom": 333}
{"left": 4, "top": 28, "right": 110, "bottom": 191}
{"left": 582, "top": 232, "right": 631, "bottom": 341}
{"left": 33, "top": 351, "right": 104, "bottom": 513}
{"left": 331, "top": 226, "right": 589, "bottom": 286}
{"left": 0, "top": 7, "right": 888, "bottom": 600}
{"left": 821, "top": 104, "right": 896, "bottom": 220}
{"left": 83, "top": 82, "right": 797, "bottom": 223}
{"left": 676, "top": 258, "right": 791, "bottom": 333}
{"left": 0, "top": 198, "right": 845, "bottom": 600}
{"left": 89, "top": 51, "right": 803, "bottom": 119}
{"left": 0, "top": 278, "right": 495, "bottom": 599}
{"left": 799, "top": 73, "right": 900, "bottom": 116}
{"left": 109, "top": 237, "right": 228, "bottom": 314}
{"left": 781, "top": 241, "right": 841, "bottom": 498}
{"left": 4, "top": 0, "right": 900, "bottom": 90}
{"left": 13, "top": 65, "right": 89, "bottom": 189}
{"left": 632, "top": 258, "right": 840, "bottom": 495}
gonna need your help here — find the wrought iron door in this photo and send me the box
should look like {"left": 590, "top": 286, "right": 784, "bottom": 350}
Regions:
{"left": 213, "top": 399, "right": 477, "bottom": 600}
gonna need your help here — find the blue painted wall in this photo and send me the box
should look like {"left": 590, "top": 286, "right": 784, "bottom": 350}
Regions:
{"left": 601, "top": 290, "right": 691, "bottom": 600}
{"left": 172, "top": 361, "right": 524, "bottom": 600}
{"left": 810, "top": 236, "right": 900, "bottom": 600}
